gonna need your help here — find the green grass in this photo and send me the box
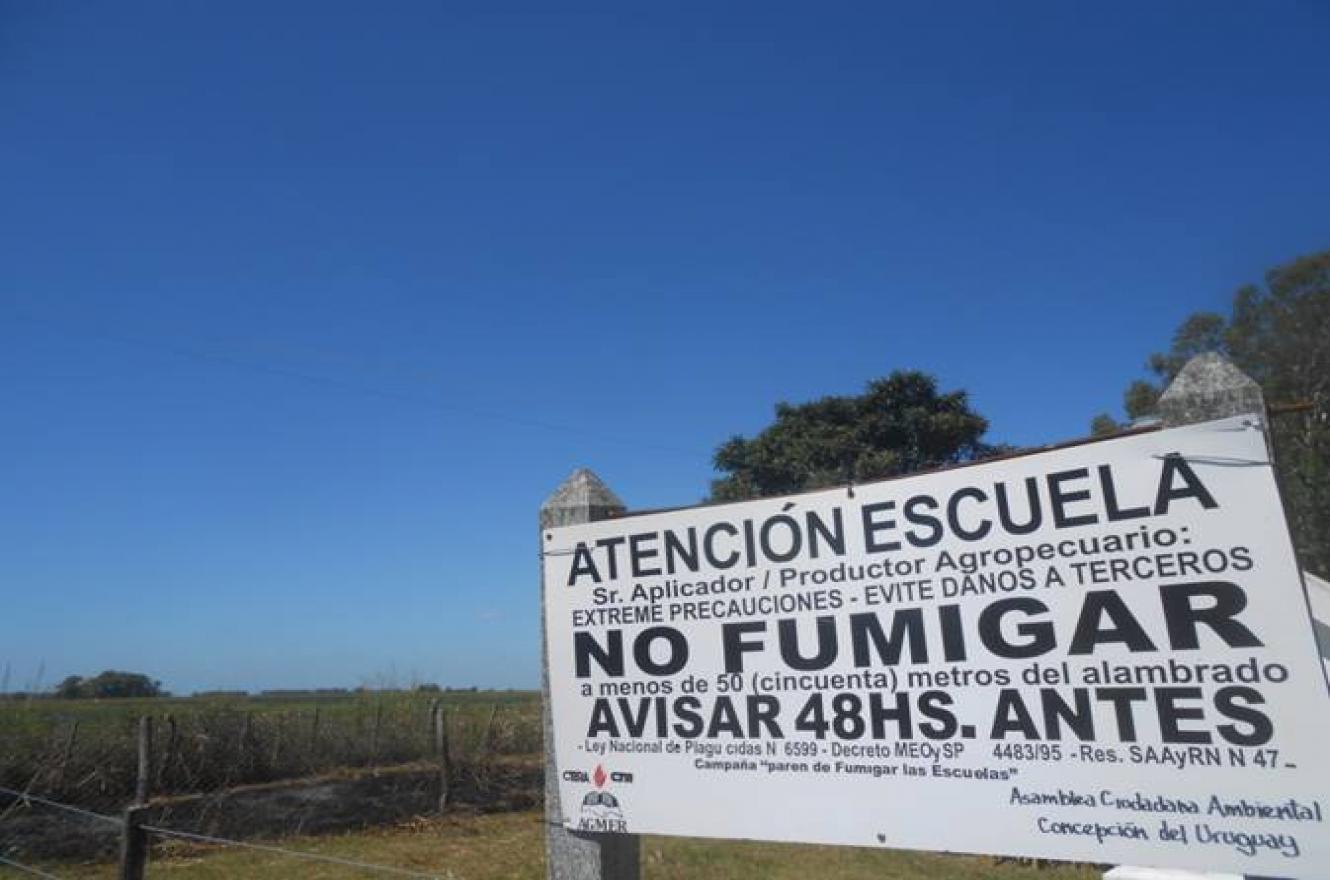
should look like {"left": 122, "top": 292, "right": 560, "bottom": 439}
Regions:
{"left": 34, "top": 809, "right": 1101, "bottom": 880}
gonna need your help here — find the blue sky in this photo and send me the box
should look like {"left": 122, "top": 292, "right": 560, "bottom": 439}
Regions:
{"left": 2, "top": 1, "right": 1327, "bottom": 693}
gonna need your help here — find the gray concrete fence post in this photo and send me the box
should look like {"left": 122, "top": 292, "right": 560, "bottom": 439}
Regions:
{"left": 540, "top": 469, "right": 642, "bottom": 880}
{"left": 1106, "top": 351, "right": 1266, "bottom": 880}
{"left": 1156, "top": 352, "right": 1266, "bottom": 429}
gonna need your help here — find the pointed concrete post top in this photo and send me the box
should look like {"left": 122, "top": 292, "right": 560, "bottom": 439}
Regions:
{"left": 1157, "top": 352, "right": 1265, "bottom": 428}
{"left": 540, "top": 468, "right": 626, "bottom": 529}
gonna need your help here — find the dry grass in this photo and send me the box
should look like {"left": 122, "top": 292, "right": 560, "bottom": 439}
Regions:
{"left": 36, "top": 809, "right": 1101, "bottom": 880}
{"left": 1, "top": 692, "right": 540, "bottom": 812}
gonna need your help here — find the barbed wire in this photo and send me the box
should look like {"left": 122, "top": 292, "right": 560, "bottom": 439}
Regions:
{"left": 0, "top": 788, "right": 120, "bottom": 826}
{"left": 142, "top": 825, "right": 450, "bottom": 878}
{"left": 0, "top": 787, "right": 451, "bottom": 878}
{"left": 0, "top": 854, "right": 64, "bottom": 878}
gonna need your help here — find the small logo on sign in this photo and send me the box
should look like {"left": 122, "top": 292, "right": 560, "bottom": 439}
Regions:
{"left": 577, "top": 789, "right": 628, "bottom": 832}
{"left": 582, "top": 790, "right": 622, "bottom": 817}
{"left": 577, "top": 766, "right": 629, "bottom": 832}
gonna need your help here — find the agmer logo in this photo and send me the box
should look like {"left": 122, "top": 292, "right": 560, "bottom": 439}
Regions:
{"left": 576, "top": 764, "right": 630, "bottom": 832}
{"left": 578, "top": 790, "right": 626, "bottom": 831}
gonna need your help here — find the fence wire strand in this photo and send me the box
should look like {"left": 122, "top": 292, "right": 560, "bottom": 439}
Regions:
{"left": 0, "top": 787, "right": 451, "bottom": 879}
{"left": 0, "top": 788, "right": 120, "bottom": 826}
{"left": 142, "top": 825, "right": 450, "bottom": 879}
{"left": 0, "top": 854, "right": 64, "bottom": 879}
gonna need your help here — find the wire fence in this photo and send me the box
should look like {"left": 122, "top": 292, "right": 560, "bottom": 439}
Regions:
{"left": 0, "top": 784, "right": 456, "bottom": 879}
{"left": 1, "top": 697, "right": 542, "bottom": 878}
{"left": 1, "top": 695, "right": 539, "bottom": 814}
{"left": 0, "top": 853, "right": 63, "bottom": 878}
{"left": 141, "top": 825, "right": 451, "bottom": 879}
{"left": 0, "top": 788, "right": 120, "bottom": 827}
{"left": 0, "top": 786, "right": 115, "bottom": 878}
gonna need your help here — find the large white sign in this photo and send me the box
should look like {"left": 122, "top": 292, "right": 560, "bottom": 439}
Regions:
{"left": 542, "top": 415, "right": 1330, "bottom": 876}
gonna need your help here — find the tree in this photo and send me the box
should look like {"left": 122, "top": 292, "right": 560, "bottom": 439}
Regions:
{"left": 1092, "top": 248, "right": 1330, "bottom": 574}
{"left": 55, "top": 675, "right": 85, "bottom": 700}
{"left": 52, "top": 670, "right": 165, "bottom": 699}
{"left": 709, "top": 371, "right": 1001, "bottom": 502}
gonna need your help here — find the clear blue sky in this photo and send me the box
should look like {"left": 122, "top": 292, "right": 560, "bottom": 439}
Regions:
{"left": 3, "top": 1, "right": 1327, "bottom": 694}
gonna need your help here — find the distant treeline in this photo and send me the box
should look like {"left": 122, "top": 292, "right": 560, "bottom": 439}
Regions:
{"left": 1, "top": 682, "right": 502, "bottom": 701}
{"left": 204, "top": 685, "right": 487, "bottom": 699}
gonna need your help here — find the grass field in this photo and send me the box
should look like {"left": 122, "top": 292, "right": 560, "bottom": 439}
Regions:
{"left": 0, "top": 689, "right": 540, "bottom": 741}
{"left": 1, "top": 691, "right": 541, "bottom": 810}
{"left": 1, "top": 690, "right": 538, "bottom": 725}
{"left": 5, "top": 695, "right": 1105, "bottom": 879}
{"left": 33, "top": 809, "right": 1102, "bottom": 880}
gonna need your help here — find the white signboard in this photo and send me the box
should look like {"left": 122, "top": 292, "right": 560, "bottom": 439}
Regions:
{"left": 542, "top": 415, "right": 1330, "bottom": 877}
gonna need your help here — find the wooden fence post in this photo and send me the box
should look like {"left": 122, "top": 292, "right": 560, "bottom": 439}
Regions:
{"left": 134, "top": 716, "right": 152, "bottom": 805}
{"left": 540, "top": 469, "right": 640, "bottom": 880}
{"left": 370, "top": 702, "right": 384, "bottom": 766}
{"left": 118, "top": 804, "right": 149, "bottom": 880}
{"left": 481, "top": 703, "right": 498, "bottom": 753}
{"left": 238, "top": 711, "right": 252, "bottom": 769}
{"left": 159, "top": 714, "right": 178, "bottom": 790}
{"left": 118, "top": 715, "right": 155, "bottom": 880}
{"left": 54, "top": 720, "right": 78, "bottom": 791}
{"left": 432, "top": 701, "right": 451, "bottom": 811}
{"left": 1106, "top": 351, "right": 1264, "bottom": 880}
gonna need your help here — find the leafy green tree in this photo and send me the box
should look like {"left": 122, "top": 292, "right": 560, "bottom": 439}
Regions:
{"left": 1093, "top": 249, "right": 1330, "bottom": 574}
{"left": 55, "top": 675, "right": 85, "bottom": 700}
{"left": 53, "top": 670, "right": 165, "bottom": 699}
{"left": 709, "top": 371, "right": 1000, "bottom": 502}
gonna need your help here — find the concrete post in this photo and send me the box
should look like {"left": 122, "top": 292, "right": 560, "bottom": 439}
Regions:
{"left": 1110, "top": 352, "right": 1266, "bottom": 880}
{"left": 540, "top": 469, "right": 641, "bottom": 880}
{"left": 1156, "top": 352, "right": 1266, "bottom": 428}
